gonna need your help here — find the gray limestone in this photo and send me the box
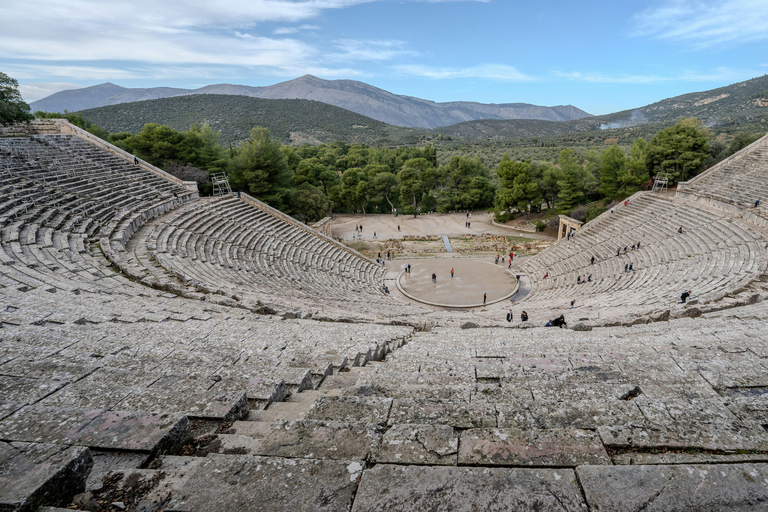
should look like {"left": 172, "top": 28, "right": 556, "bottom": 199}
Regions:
{"left": 0, "top": 405, "right": 191, "bottom": 458}
{"left": 351, "top": 464, "right": 585, "bottom": 511}
{"left": 214, "top": 419, "right": 381, "bottom": 460}
{"left": 375, "top": 424, "right": 458, "bottom": 465}
{"left": 0, "top": 441, "right": 92, "bottom": 512}
{"left": 577, "top": 463, "right": 768, "bottom": 511}
{"left": 459, "top": 427, "right": 611, "bottom": 467}
{"left": 305, "top": 396, "right": 392, "bottom": 425}
{"left": 388, "top": 398, "right": 497, "bottom": 428}
{"left": 167, "top": 454, "right": 363, "bottom": 512}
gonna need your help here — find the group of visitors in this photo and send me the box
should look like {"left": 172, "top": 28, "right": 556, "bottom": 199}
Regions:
{"left": 506, "top": 310, "right": 529, "bottom": 322}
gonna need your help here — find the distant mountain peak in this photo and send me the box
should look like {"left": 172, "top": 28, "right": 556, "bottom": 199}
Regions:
{"left": 30, "top": 75, "right": 593, "bottom": 128}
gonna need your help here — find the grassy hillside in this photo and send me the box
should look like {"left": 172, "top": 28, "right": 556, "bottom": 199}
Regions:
{"left": 439, "top": 74, "right": 768, "bottom": 141}
{"left": 77, "top": 94, "right": 429, "bottom": 145}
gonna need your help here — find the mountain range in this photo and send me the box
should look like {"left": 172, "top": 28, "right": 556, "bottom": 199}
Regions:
{"left": 30, "top": 75, "right": 592, "bottom": 129}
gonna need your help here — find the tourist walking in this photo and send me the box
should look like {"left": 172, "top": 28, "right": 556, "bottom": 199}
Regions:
{"left": 450, "top": 268, "right": 454, "bottom": 278}
{"left": 591, "top": 256, "right": 595, "bottom": 265}
{"left": 483, "top": 293, "right": 487, "bottom": 304}
{"left": 133, "top": 154, "right": 138, "bottom": 165}
{"left": 432, "top": 273, "right": 436, "bottom": 282}
{"left": 506, "top": 309, "right": 513, "bottom": 322}
{"left": 570, "top": 300, "right": 575, "bottom": 309}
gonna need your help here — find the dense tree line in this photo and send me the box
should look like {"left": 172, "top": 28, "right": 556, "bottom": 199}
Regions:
{"left": 23, "top": 111, "right": 763, "bottom": 225}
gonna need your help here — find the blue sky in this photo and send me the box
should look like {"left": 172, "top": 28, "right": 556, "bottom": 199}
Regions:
{"left": 2, "top": 0, "right": 767, "bottom": 115}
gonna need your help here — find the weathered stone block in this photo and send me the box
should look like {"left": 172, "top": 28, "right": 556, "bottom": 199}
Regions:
{"left": 0, "top": 441, "right": 92, "bottom": 512}
{"left": 351, "top": 464, "right": 585, "bottom": 511}
{"left": 577, "top": 463, "right": 768, "bottom": 511}
{"left": 375, "top": 424, "right": 458, "bottom": 465}
{"left": 458, "top": 427, "right": 611, "bottom": 467}
{"left": 167, "top": 455, "right": 363, "bottom": 512}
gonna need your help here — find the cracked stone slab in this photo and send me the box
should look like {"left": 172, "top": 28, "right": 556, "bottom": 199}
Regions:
{"left": 375, "top": 424, "right": 458, "bottom": 465}
{"left": 305, "top": 396, "right": 392, "bottom": 425}
{"left": 351, "top": 464, "right": 585, "bottom": 512}
{"left": 458, "top": 427, "right": 611, "bottom": 467}
{"left": 388, "top": 398, "right": 496, "bottom": 428}
{"left": 527, "top": 399, "right": 645, "bottom": 430}
{"left": 166, "top": 454, "right": 363, "bottom": 512}
{"left": 612, "top": 452, "right": 768, "bottom": 465}
{"left": 0, "top": 405, "right": 190, "bottom": 457}
{"left": 0, "top": 376, "right": 68, "bottom": 421}
{"left": 0, "top": 441, "right": 92, "bottom": 512}
{"left": 577, "top": 463, "right": 768, "bottom": 511}
{"left": 598, "top": 423, "right": 768, "bottom": 452}
{"left": 115, "top": 389, "right": 249, "bottom": 421}
{"left": 214, "top": 419, "right": 381, "bottom": 460}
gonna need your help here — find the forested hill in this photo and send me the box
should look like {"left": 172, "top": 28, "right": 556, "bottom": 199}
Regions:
{"left": 440, "top": 74, "right": 768, "bottom": 140}
{"left": 77, "top": 95, "right": 427, "bottom": 145}
{"left": 32, "top": 74, "right": 592, "bottom": 129}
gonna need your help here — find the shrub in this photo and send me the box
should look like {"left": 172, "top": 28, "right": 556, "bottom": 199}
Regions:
{"left": 534, "top": 220, "right": 546, "bottom": 232}
{"left": 586, "top": 204, "right": 607, "bottom": 222}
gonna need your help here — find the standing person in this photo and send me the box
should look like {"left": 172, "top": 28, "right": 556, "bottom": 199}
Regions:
{"left": 509, "top": 251, "right": 514, "bottom": 261}
{"left": 432, "top": 273, "right": 436, "bottom": 282}
{"left": 408, "top": 264, "right": 411, "bottom": 274}
{"left": 680, "top": 290, "right": 691, "bottom": 303}
{"left": 373, "top": 232, "right": 377, "bottom": 239}
{"left": 678, "top": 226, "right": 683, "bottom": 235}
{"left": 483, "top": 293, "right": 487, "bottom": 304}
{"left": 133, "top": 154, "right": 139, "bottom": 165}
{"left": 360, "top": 225, "right": 363, "bottom": 232}
{"left": 755, "top": 199, "right": 760, "bottom": 208}
{"left": 398, "top": 225, "right": 401, "bottom": 232}
{"left": 495, "top": 254, "right": 499, "bottom": 264}
{"left": 506, "top": 309, "right": 513, "bottom": 322}
{"left": 468, "top": 221, "right": 470, "bottom": 228}
{"left": 591, "top": 256, "right": 595, "bottom": 265}
{"left": 450, "top": 268, "right": 454, "bottom": 278}
{"left": 508, "top": 261, "right": 512, "bottom": 270}
{"left": 570, "top": 300, "right": 575, "bottom": 309}
{"left": 521, "top": 311, "right": 528, "bottom": 322}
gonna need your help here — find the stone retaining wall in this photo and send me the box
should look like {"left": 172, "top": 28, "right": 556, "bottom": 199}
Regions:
{"left": 311, "top": 217, "right": 333, "bottom": 237}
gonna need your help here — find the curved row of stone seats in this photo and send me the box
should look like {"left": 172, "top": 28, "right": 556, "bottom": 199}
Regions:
{"left": 134, "top": 195, "right": 420, "bottom": 320}
{"left": 678, "top": 133, "right": 768, "bottom": 208}
{"left": 518, "top": 192, "right": 768, "bottom": 319}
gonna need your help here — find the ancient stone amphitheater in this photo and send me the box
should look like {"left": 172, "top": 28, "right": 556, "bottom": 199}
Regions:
{"left": 3, "top": 120, "right": 768, "bottom": 511}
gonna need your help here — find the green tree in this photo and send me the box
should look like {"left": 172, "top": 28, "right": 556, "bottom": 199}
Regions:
{"left": 0, "top": 73, "right": 33, "bottom": 126}
{"left": 230, "top": 127, "right": 291, "bottom": 209}
{"left": 555, "top": 149, "right": 585, "bottom": 213}
{"left": 289, "top": 183, "right": 329, "bottom": 223}
{"left": 597, "top": 145, "right": 624, "bottom": 198}
{"left": 495, "top": 155, "right": 540, "bottom": 216}
{"left": 371, "top": 171, "right": 399, "bottom": 213}
{"left": 646, "top": 118, "right": 711, "bottom": 182}
{"left": 618, "top": 138, "right": 649, "bottom": 194}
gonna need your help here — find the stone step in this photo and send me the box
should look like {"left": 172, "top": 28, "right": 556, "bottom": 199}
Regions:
{"left": 166, "top": 454, "right": 363, "bottom": 512}
{"left": 0, "top": 441, "right": 92, "bottom": 512}
{"left": 351, "top": 464, "right": 585, "bottom": 512}
{"left": 0, "top": 405, "right": 191, "bottom": 463}
{"left": 213, "top": 419, "right": 381, "bottom": 460}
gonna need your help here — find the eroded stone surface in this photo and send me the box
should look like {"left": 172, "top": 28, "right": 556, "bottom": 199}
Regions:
{"left": 351, "top": 464, "right": 585, "bottom": 512}
{"left": 0, "top": 441, "right": 92, "bottom": 512}
{"left": 388, "top": 398, "right": 496, "bottom": 428}
{"left": 215, "top": 420, "right": 381, "bottom": 460}
{"left": 375, "top": 424, "right": 458, "bottom": 465}
{"left": 167, "top": 454, "right": 363, "bottom": 512}
{"left": 458, "top": 427, "right": 610, "bottom": 466}
{"left": 577, "top": 463, "right": 768, "bottom": 511}
{"left": 0, "top": 405, "right": 190, "bottom": 456}
{"left": 305, "top": 396, "right": 392, "bottom": 425}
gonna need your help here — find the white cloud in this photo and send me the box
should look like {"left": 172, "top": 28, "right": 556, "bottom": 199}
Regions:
{"left": 554, "top": 67, "right": 749, "bottom": 84}
{"left": 18, "top": 82, "right": 83, "bottom": 102}
{"left": 395, "top": 64, "right": 535, "bottom": 81}
{"left": 634, "top": 0, "right": 768, "bottom": 47}
{"left": 329, "top": 39, "right": 417, "bottom": 61}
{"left": 273, "top": 24, "right": 321, "bottom": 35}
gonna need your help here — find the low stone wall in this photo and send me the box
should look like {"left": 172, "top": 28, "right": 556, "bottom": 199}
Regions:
{"left": 311, "top": 217, "right": 333, "bottom": 237}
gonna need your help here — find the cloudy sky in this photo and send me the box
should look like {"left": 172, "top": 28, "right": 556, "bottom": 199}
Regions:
{"left": 2, "top": 0, "right": 767, "bottom": 114}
